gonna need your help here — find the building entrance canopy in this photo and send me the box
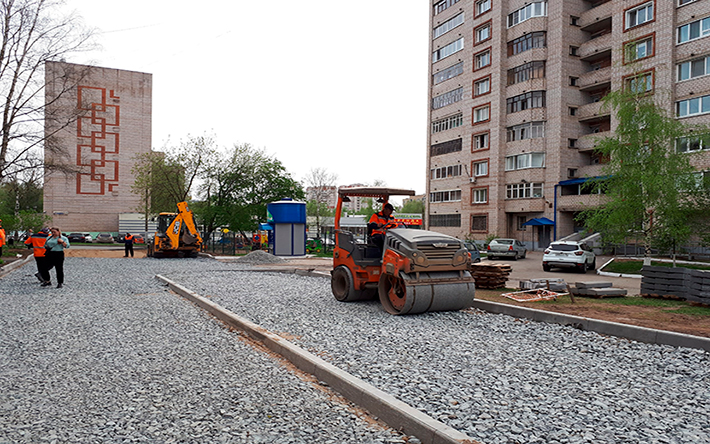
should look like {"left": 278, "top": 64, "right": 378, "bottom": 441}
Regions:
{"left": 522, "top": 217, "right": 555, "bottom": 226}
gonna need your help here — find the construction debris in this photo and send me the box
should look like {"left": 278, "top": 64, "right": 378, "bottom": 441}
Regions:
{"left": 519, "top": 278, "right": 567, "bottom": 292}
{"left": 569, "top": 281, "right": 627, "bottom": 298}
{"left": 502, "top": 288, "right": 566, "bottom": 302}
{"left": 471, "top": 263, "right": 512, "bottom": 289}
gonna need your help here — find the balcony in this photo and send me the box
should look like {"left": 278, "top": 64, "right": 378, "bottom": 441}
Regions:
{"left": 577, "top": 101, "right": 610, "bottom": 122}
{"left": 557, "top": 193, "right": 605, "bottom": 212}
{"left": 579, "top": 32, "right": 612, "bottom": 61}
{"left": 578, "top": 66, "right": 611, "bottom": 91}
{"left": 579, "top": 1, "right": 612, "bottom": 34}
{"left": 576, "top": 131, "right": 611, "bottom": 152}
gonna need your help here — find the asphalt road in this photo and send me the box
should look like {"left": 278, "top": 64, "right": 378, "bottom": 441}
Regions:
{"left": 484, "top": 251, "right": 642, "bottom": 295}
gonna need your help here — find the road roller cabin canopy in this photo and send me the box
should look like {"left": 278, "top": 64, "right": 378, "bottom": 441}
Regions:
{"left": 337, "top": 187, "right": 415, "bottom": 199}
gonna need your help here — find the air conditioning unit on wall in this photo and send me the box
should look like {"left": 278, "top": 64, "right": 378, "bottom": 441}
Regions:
{"left": 469, "top": 176, "right": 476, "bottom": 183}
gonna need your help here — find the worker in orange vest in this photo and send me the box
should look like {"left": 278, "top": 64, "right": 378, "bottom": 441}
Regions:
{"left": 25, "top": 228, "right": 51, "bottom": 285}
{"left": 368, "top": 203, "right": 395, "bottom": 253}
{"left": 0, "top": 219, "right": 5, "bottom": 257}
{"left": 124, "top": 233, "right": 135, "bottom": 257}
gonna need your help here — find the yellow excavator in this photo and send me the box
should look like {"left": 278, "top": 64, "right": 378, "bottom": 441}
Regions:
{"left": 147, "top": 201, "right": 203, "bottom": 258}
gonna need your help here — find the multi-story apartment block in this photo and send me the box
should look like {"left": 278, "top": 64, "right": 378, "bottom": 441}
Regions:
{"left": 426, "top": 0, "right": 710, "bottom": 248}
{"left": 44, "top": 61, "right": 152, "bottom": 232}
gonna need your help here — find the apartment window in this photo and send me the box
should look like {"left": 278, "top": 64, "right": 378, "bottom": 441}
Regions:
{"left": 507, "top": 32, "right": 546, "bottom": 56}
{"left": 474, "top": 76, "right": 491, "bottom": 96}
{"left": 473, "top": 132, "right": 489, "bottom": 151}
{"left": 434, "top": 13, "right": 464, "bottom": 39}
{"left": 473, "top": 160, "right": 489, "bottom": 177}
{"left": 472, "top": 188, "right": 488, "bottom": 204}
{"left": 569, "top": 107, "right": 578, "bottom": 116}
{"left": 434, "top": 62, "right": 464, "bottom": 85}
{"left": 677, "top": 135, "right": 710, "bottom": 153}
{"left": 570, "top": 16, "right": 580, "bottom": 26}
{"left": 475, "top": 0, "right": 491, "bottom": 16}
{"left": 516, "top": 216, "right": 528, "bottom": 231}
{"left": 625, "top": 71, "right": 654, "bottom": 94}
{"left": 505, "top": 153, "right": 545, "bottom": 171}
{"left": 430, "top": 190, "right": 462, "bottom": 203}
{"left": 433, "top": 37, "right": 464, "bottom": 63}
{"left": 475, "top": 23, "right": 491, "bottom": 44}
{"left": 434, "top": 0, "right": 461, "bottom": 15}
{"left": 508, "top": 2, "right": 547, "bottom": 28}
{"left": 506, "top": 91, "right": 546, "bottom": 114}
{"left": 678, "top": 56, "right": 710, "bottom": 81}
{"left": 473, "top": 104, "right": 490, "bottom": 124}
{"left": 569, "top": 46, "right": 579, "bottom": 56}
{"left": 474, "top": 49, "right": 491, "bottom": 69}
{"left": 677, "top": 94, "right": 710, "bottom": 118}
{"left": 679, "top": 0, "right": 698, "bottom": 5}
{"left": 568, "top": 138, "right": 578, "bottom": 148}
{"left": 431, "top": 164, "right": 463, "bottom": 179}
{"left": 507, "top": 61, "right": 546, "bottom": 85}
{"left": 625, "top": 36, "right": 654, "bottom": 62}
{"left": 430, "top": 214, "right": 461, "bottom": 227}
{"left": 432, "top": 113, "right": 464, "bottom": 133}
{"left": 569, "top": 76, "right": 579, "bottom": 86}
{"left": 678, "top": 17, "right": 710, "bottom": 44}
{"left": 471, "top": 214, "right": 487, "bottom": 232}
{"left": 506, "top": 182, "right": 544, "bottom": 199}
{"left": 432, "top": 87, "right": 464, "bottom": 110}
{"left": 430, "top": 138, "right": 463, "bottom": 157}
{"left": 507, "top": 121, "right": 545, "bottom": 142}
{"left": 625, "top": 2, "right": 654, "bottom": 30}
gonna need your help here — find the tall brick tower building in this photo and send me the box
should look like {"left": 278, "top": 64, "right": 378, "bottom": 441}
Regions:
{"left": 44, "top": 61, "right": 152, "bottom": 232}
{"left": 426, "top": 0, "right": 710, "bottom": 247}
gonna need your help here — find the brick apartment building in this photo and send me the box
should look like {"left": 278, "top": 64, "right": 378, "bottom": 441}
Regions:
{"left": 426, "top": 0, "right": 710, "bottom": 247}
{"left": 44, "top": 61, "right": 152, "bottom": 232}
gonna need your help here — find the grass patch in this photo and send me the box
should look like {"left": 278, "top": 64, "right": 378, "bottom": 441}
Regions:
{"left": 602, "top": 259, "right": 710, "bottom": 274}
{"left": 666, "top": 306, "right": 710, "bottom": 316}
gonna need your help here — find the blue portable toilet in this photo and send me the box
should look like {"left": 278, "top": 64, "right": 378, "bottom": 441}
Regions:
{"left": 267, "top": 198, "right": 306, "bottom": 256}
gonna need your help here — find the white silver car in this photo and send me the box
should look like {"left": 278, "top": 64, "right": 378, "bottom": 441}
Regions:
{"left": 542, "top": 241, "right": 596, "bottom": 273}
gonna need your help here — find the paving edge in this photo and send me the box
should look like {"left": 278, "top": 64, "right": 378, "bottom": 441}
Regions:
{"left": 470, "top": 299, "right": 710, "bottom": 352}
{"left": 0, "top": 255, "right": 34, "bottom": 278}
{"left": 155, "top": 275, "right": 480, "bottom": 444}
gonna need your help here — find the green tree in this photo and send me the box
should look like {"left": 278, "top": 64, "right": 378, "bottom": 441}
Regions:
{"left": 131, "top": 135, "right": 218, "bottom": 229}
{"left": 579, "top": 89, "right": 710, "bottom": 264}
{"left": 304, "top": 167, "right": 337, "bottom": 239}
{"left": 400, "top": 199, "right": 424, "bottom": 214}
{"left": 197, "top": 143, "right": 304, "bottom": 237}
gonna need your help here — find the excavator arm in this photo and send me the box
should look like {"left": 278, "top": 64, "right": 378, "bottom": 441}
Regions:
{"left": 165, "top": 202, "right": 203, "bottom": 249}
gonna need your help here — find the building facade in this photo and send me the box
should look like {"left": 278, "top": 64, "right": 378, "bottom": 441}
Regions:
{"left": 44, "top": 61, "right": 152, "bottom": 232}
{"left": 426, "top": 0, "right": 710, "bottom": 246}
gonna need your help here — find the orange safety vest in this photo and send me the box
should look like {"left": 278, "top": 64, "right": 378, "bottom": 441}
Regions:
{"left": 0, "top": 228, "right": 5, "bottom": 248}
{"left": 25, "top": 233, "right": 48, "bottom": 257}
{"left": 368, "top": 212, "right": 394, "bottom": 237}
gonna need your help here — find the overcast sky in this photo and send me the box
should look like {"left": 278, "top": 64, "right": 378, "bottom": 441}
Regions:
{"left": 65, "top": 1, "right": 430, "bottom": 197}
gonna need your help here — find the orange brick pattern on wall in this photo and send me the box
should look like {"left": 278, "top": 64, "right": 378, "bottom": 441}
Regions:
{"left": 76, "top": 86, "right": 121, "bottom": 195}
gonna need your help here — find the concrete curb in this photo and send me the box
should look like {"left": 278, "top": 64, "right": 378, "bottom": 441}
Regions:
{"left": 0, "top": 255, "right": 34, "bottom": 279}
{"left": 155, "top": 275, "right": 480, "bottom": 444}
{"left": 470, "top": 299, "right": 710, "bottom": 352}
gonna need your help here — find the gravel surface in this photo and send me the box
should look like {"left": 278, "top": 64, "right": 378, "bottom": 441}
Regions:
{"left": 166, "top": 263, "right": 710, "bottom": 444}
{"left": 0, "top": 258, "right": 411, "bottom": 444}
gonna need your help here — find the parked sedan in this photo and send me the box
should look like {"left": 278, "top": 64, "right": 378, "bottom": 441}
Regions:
{"left": 487, "top": 238, "right": 527, "bottom": 260}
{"left": 66, "top": 232, "right": 86, "bottom": 243}
{"left": 133, "top": 234, "right": 145, "bottom": 244}
{"left": 83, "top": 233, "right": 93, "bottom": 243}
{"left": 463, "top": 241, "right": 482, "bottom": 263}
{"left": 95, "top": 232, "right": 114, "bottom": 243}
{"left": 542, "top": 241, "right": 596, "bottom": 273}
